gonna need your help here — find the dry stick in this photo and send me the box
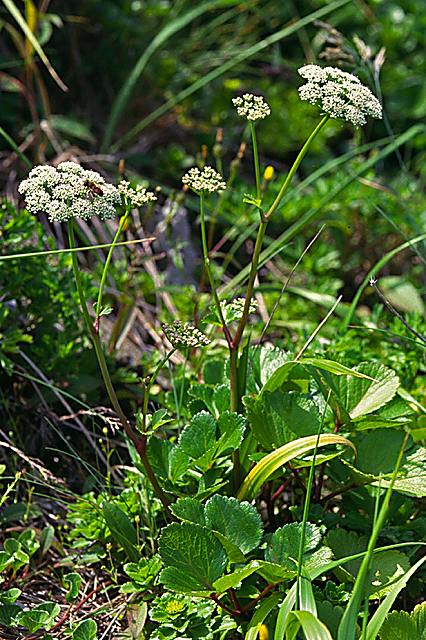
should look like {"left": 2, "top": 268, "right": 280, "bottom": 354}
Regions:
{"left": 68, "top": 221, "right": 172, "bottom": 518}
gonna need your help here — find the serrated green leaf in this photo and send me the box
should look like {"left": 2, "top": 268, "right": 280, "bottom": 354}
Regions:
{"left": 203, "top": 359, "right": 225, "bottom": 384}
{"left": 123, "top": 555, "right": 161, "bottom": 588}
{"left": 327, "top": 529, "right": 410, "bottom": 596}
{"left": 357, "top": 430, "right": 407, "bottom": 475}
{"left": 378, "top": 447, "right": 426, "bottom": 497}
{"left": 379, "top": 610, "right": 416, "bottom": 640}
{"left": 317, "top": 601, "right": 344, "bottom": 638}
{"left": 265, "top": 522, "right": 321, "bottom": 572}
{"left": 261, "top": 358, "right": 372, "bottom": 395}
{"left": 171, "top": 498, "right": 206, "bottom": 525}
{"left": 413, "top": 601, "right": 426, "bottom": 638}
{"left": 216, "top": 411, "right": 246, "bottom": 456}
{"left": 244, "top": 392, "right": 320, "bottom": 450}
{"left": 205, "top": 495, "right": 262, "bottom": 554}
{"left": 148, "top": 438, "right": 189, "bottom": 483}
{"left": 212, "top": 384, "right": 230, "bottom": 415}
{"left": 188, "top": 385, "right": 215, "bottom": 413}
{"left": 179, "top": 411, "right": 217, "bottom": 459}
{"left": 366, "top": 555, "right": 426, "bottom": 640}
{"left": 158, "top": 523, "right": 227, "bottom": 594}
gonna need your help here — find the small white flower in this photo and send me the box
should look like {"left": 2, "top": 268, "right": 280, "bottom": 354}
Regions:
{"left": 232, "top": 93, "right": 271, "bottom": 121}
{"left": 298, "top": 64, "right": 382, "bottom": 126}
{"left": 118, "top": 180, "right": 157, "bottom": 208}
{"left": 182, "top": 166, "right": 226, "bottom": 193}
{"left": 162, "top": 320, "right": 210, "bottom": 349}
{"left": 18, "top": 161, "right": 120, "bottom": 222}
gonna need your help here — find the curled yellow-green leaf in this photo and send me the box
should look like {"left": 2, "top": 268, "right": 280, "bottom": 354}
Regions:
{"left": 237, "top": 434, "right": 356, "bottom": 501}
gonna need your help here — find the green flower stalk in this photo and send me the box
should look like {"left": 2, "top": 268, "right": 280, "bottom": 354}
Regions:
{"left": 181, "top": 166, "right": 232, "bottom": 347}
{"left": 19, "top": 162, "right": 171, "bottom": 517}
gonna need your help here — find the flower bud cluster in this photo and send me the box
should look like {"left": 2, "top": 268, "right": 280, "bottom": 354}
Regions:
{"left": 18, "top": 162, "right": 120, "bottom": 222}
{"left": 118, "top": 180, "right": 157, "bottom": 208}
{"left": 162, "top": 320, "right": 210, "bottom": 349}
{"left": 228, "top": 297, "right": 258, "bottom": 317}
{"left": 298, "top": 65, "right": 382, "bottom": 126}
{"left": 182, "top": 166, "right": 226, "bottom": 193}
{"left": 232, "top": 94, "right": 271, "bottom": 121}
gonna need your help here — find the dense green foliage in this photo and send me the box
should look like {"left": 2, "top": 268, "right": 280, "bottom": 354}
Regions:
{"left": 0, "top": 1, "right": 425, "bottom": 639}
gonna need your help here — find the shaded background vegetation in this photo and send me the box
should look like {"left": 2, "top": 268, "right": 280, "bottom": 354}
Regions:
{"left": 0, "top": 0, "right": 425, "bottom": 484}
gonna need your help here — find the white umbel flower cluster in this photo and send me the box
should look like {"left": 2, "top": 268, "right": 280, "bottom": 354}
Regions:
{"left": 162, "top": 320, "right": 211, "bottom": 349}
{"left": 18, "top": 162, "right": 120, "bottom": 222}
{"left": 118, "top": 180, "right": 157, "bottom": 208}
{"left": 182, "top": 166, "right": 226, "bottom": 193}
{"left": 298, "top": 65, "right": 382, "bottom": 126}
{"left": 232, "top": 93, "right": 271, "bottom": 121}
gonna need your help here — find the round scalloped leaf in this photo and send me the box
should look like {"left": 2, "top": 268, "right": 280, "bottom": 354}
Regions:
{"left": 205, "top": 495, "right": 262, "bottom": 554}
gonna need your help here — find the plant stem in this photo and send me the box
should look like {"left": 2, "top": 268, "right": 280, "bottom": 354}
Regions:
{"left": 265, "top": 115, "right": 329, "bottom": 220}
{"left": 142, "top": 348, "right": 176, "bottom": 431}
{"left": 199, "top": 192, "right": 232, "bottom": 347}
{"left": 250, "top": 121, "right": 261, "bottom": 202}
{"left": 68, "top": 221, "right": 172, "bottom": 517}
{"left": 95, "top": 209, "right": 130, "bottom": 333}
{"left": 229, "top": 115, "right": 330, "bottom": 491}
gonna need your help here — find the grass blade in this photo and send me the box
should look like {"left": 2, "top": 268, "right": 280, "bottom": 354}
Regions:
{"left": 0, "top": 125, "right": 32, "bottom": 168}
{"left": 112, "top": 0, "right": 352, "bottom": 151}
{"left": 237, "top": 434, "right": 356, "bottom": 501}
{"left": 0, "top": 237, "right": 155, "bottom": 262}
{"left": 245, "top": 594, "right": 281, "bottom": 640}
{"left": 289, "top": 611, "right": 333, "bottom": 640}
{"left": 341, "top": 232, "right": 426, "bottom": 333}
{"left": 220, "top": 125, "right": 425, "bottom": 297}
{"left": 274, "top": 584, "right": 297, "bottom": 640}
{"left": 365, "top": 554, "right": 426, "bottom": 640}
{"left": 101, "top": 0, "right": 240, "bottom": 150}
{"left": 337, "top": 433, "right": 409, "bottom": 640}
{"left": 2, "top": 0, "right": 68, "bottom": 91}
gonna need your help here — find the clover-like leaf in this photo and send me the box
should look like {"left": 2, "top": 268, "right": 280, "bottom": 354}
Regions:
{"left": 64, "top": 572, "right": 82, "bottom": 602}
{"left": 72, "top": 619, "right": 98, "bottom": 640}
